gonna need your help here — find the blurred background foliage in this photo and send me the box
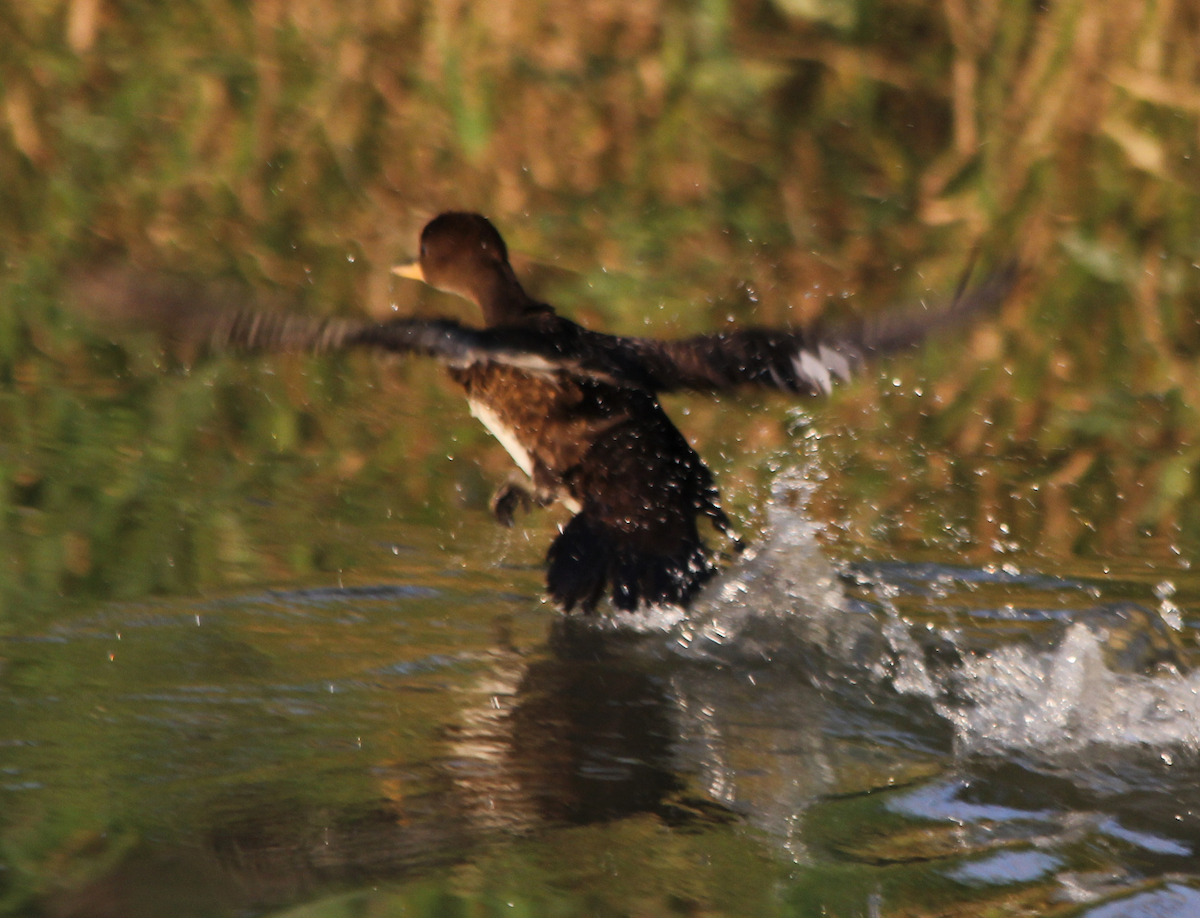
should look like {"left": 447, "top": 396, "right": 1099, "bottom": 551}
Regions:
{"left": 2, "top": 0, "right": 1200, "bottom": 614}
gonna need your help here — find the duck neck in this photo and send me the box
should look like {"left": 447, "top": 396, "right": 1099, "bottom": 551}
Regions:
{"left": 478, "top": 263, "right": 548, "bottom": 327}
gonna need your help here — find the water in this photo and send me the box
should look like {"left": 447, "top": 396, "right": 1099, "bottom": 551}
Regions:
{"left": 4, "top": 473, "right": 1199, "bottom": 916}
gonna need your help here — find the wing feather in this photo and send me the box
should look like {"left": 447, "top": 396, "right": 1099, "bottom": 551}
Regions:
{"left": 205, "top": 262, "right": 1017, "bottom": 396}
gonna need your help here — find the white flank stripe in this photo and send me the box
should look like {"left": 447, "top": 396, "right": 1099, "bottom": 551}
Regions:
{"left": 468, "top": 400, "right": 535, "bottom": 478}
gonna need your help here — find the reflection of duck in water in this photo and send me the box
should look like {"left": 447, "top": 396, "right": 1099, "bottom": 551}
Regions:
{"left": 217, "top": 212, "right": 1014, "bottom": 613}
{"left": 445, "top": 617, "right": 707, "bottom": 831}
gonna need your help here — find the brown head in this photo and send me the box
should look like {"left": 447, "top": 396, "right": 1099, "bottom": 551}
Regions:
{"left": 393, "top": 212, "right": 544, "bottom": 326}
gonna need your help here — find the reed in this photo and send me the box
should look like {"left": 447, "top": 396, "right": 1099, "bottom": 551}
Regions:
{"left": 1, "top": 0, "right": 1198, "bottom": 606}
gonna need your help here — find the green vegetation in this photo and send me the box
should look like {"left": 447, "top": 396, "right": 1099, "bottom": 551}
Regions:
{"left": 1, "top": 0, "right": 1199, "bottom": 613}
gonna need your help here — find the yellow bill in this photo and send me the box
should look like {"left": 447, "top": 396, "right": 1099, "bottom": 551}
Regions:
{"left": 391, "top": 261, "right": 425, "bottom": 281}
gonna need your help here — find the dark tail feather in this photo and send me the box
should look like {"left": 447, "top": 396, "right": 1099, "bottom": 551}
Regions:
{"left": 545, "top": 514, "right": 715, "bottom": 614}
{"left": 546, "top": 516, "right": 611, "bottom": 613}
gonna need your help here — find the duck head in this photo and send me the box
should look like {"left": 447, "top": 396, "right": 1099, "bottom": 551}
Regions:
{"left": 393, "top": 212, "right": 544, "bottom": 326}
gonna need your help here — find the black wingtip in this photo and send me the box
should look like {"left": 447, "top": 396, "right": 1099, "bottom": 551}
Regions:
{"left": 854, "top": 259, "right": 1020, "bottom": 356}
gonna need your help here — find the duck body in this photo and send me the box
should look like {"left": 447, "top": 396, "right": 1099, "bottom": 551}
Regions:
{"left": 446, "top": 310, "right": 732, "bottom": 612}
{"left": 215, "top": 210, "right": 1014, "bottom": 614}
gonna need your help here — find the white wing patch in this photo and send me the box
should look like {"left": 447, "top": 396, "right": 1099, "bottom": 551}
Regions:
{"left": 794, "top": 349, "right": 833, "bottom": 395}
{"left": 468, "top": 399, "right": 535, "bottom": 478}
{"left": 793, "top": 345, "right": 854, "bottom": 395}
{"left": 819, "top": 344, "right": 853, "bottom": 383}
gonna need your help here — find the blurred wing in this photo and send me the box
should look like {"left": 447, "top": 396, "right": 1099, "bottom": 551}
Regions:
{"left": 608, "top": 262, "right": 1018, "bottom": 395}
{"left": 615, "top": 330, "right": 857, "bottom": 395}
{"left": 207, "top": 262, "right": 1017, "bottom": 394}
{"left": 208, "top": 311, "right": 569, "bottom": 374}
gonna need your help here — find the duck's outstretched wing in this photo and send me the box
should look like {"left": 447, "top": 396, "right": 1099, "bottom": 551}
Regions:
{"left": 206, "top": 310, "right": 573, "bottom": 374}
{"left": 609, "top": 262, "right": 1018, "bottom": 395}
{"left": 610, "top": 330, "right": 857, "bottom": 396}
{"left": 206, "top": 262, "right": 1016, "bottom": 394}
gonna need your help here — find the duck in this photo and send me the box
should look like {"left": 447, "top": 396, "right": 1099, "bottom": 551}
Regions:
{"left": 212, "top": 212, "right": 1014, "bottom": 613}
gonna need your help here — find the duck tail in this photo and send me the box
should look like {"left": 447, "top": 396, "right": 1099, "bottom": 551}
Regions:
{"left": 545, "top": 514, "right": 716, "bottom": 614}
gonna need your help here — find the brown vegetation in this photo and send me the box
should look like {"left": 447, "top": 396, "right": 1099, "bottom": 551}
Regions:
{"left": 1, "top": 0, "right": 1200, "bottom": 605}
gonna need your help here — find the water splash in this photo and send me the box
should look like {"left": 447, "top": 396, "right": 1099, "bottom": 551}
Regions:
{"left": 666, "top": 469, "right": 1200, "bottom": 765}
{"left": 935, "top": 623, "right": 1200, "bottom": 756}
{"left": 672, "top": 469, "right": 877, "bottom": 667}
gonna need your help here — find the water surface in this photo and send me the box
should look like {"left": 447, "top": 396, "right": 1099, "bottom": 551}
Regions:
{"left": 5, "top": 478, "right": 1200, "bottom": 915}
